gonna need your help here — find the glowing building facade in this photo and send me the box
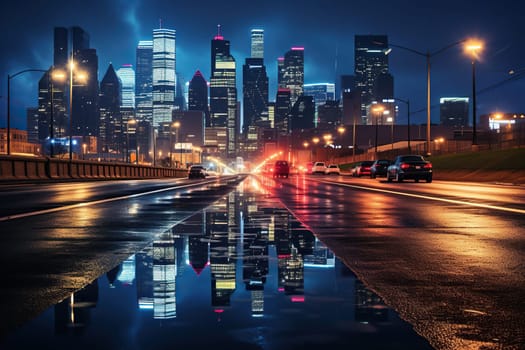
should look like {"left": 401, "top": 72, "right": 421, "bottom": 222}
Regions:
{"left": 135, "top": 40, "right": 153, "bottom": 123}
{"left": 116, "top": 64, "right": 136, "bottom": 109}
{"left": 152, "top": 28, "right": 176, "bottom": 127}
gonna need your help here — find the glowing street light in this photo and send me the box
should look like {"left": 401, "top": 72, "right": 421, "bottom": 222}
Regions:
{"left": 464, "top": 39, "right": 484, "bottom": 147}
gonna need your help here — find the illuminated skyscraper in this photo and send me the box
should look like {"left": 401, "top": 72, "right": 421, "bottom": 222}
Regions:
{"left": 135, "top": 40, "right": 153, "bottom": 123}
{"left": 304, "top": 83, "right": 336, "bottom": 105}
{"left": 250, "top": 28, "right": 264, "bottom": 59}
{"left": 209, "top": 26, "right": 237, "bottom": 158}
{"left": 275, "top": 88, "right": 291, "bottom": 135}
{"left": 69, "top": 26, "right": 99, "bottom": 138}
{"left": 277, "top": 57, "right": 285, "bottom": 88}
{"left": 281, "top": 47, "right": 304, "bottom": 106}
{"left": 99, "top": 63, "right": 122, "bottom": 154}
{"left": 152, "top": 28, "right": 176, "bottom": 127}
{"left": 116, "top": 64, "right": 135, "bottom": 108}
{"left": 243, "top": 58, "right": 268, "bottom": 134}
{"left": 354, "top": 35, "right": 390, "bottom": 116}
{"left": 188, "top": 70, "right": 209, "bottom": 124}
{"left": 440, "top": 97, "right": 469, "bottom": 127}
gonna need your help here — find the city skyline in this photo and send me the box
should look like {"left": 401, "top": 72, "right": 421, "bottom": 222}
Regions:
{"left": 1, "top": 0, "right": 524, "bottom": 130}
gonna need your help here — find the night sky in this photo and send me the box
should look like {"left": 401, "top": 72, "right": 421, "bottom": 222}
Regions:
{"left": 1, "top": 0, "right": 524, "bottom": 129}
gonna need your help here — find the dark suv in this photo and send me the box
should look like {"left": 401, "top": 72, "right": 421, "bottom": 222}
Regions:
{"left": 273, "top": 160, "right": 290, "bottom": 178}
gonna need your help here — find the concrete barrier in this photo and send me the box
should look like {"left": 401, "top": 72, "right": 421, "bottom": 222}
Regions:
{"left": 0, "top": 155, "right": 183, "bottom": 182}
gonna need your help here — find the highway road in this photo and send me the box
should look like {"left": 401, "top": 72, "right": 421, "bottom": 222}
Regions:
{"left": 0, "top": 175, "right": 245, "bottom": 337}
{"left": 0, "top": 174, "right": 523, "bottom": 349}
{"left": 261, "top": 174, "right": 525, "bottom": 350}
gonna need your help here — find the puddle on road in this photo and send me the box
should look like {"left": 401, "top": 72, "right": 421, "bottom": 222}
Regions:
{"left": 2, "top": 180, "right": 432, "bottom": 350}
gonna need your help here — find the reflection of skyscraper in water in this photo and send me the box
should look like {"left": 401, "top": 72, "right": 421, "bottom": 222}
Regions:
{"left": 136, "top": 245, "right": 154, "bottom": 310}
{"left": 240, "top": 193, "right": 269, "bottom": 316}
{"left": 355, "top": 279, "right": 389, "bottom": 323}
{"left": 106, "top": 263, "right": 122, "bottom": 288}
{"left": 54, "top": 280, "right": 99, "bottom": 335}
{"left": 303, "top": 238, "right": 335, "bottom": 267}
{"left": 153, "top": 230, "right": 176, "bottom": 319}
{"left": 186, "top": 211, "right": 210, "bottom": 275}
{"left": 210, "top": 198, "right": 236, "bottom": 308}
{"left": 284, "top": 247, "right": 304, "bottom": 296}
{"left": 117, "top": 255, "right": 136, "bottom": 286}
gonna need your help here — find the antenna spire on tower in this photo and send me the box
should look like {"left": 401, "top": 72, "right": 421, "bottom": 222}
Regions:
{"left": 214, "top": 24, "right": 224, "bottom": 40}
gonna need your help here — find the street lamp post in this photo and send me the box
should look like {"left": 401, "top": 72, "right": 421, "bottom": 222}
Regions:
{"left": 387, "top": 97, "right": 411, "bottom": 153}
{"left": 464, "top": 39, "right": 484, "bottom": 147}
{"left": 6, "top": 69, "right": 47, "bottom": 155}
{"left": 173, "top": 121, "right": 180, "bottom": 168}
{"left": 381, "top": 39, "right": 466, "bottom": 155}
{"left": 126, "top": 119, "right": 137, "bottom": 163}
{"left": 337, "top": 126, "right": 345, "bottom": 155}
{"left": 372, "top": 105, "right": 384, "bottom": 154}
{"left": 312, "top": 137, "right": 319, "bottom": 161}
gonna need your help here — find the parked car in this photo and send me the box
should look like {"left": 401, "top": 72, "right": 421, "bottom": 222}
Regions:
{"left": 370, "top": 159, "right": 391, "bottom": 178}
{"left": 188, "top": 165, "right": 207, "bottom": 179}
{"left": 352, "top": 161, "right": 374, "bottom": 177}
{"left": 325, "top": 164, "right": 341, "bottom": 175}
{"left": 386, "top": 155, "right": 433, "bottom": 183}
{"left": 273, "top": 160, "right": 290, "bottom": 178}
{"left": 312, "top": 162, "right": 327, "bottom": 174}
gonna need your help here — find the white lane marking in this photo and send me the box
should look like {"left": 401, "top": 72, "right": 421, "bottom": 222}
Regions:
{"left": 318, "top": 179, "right": 525, "bottom": 215}
{"left": 0, "top": 181, "right": 210, "bottom": 222}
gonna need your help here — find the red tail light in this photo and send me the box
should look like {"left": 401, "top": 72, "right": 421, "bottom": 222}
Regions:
{"left": 424, "top": 163, "right": 432, "bottom": 169}
{"left": 400, "top": 163, "right": 410, "bottom": 169}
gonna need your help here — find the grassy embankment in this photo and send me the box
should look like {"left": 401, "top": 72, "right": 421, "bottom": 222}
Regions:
{"left": 342, "top": 148, "right": 525, "bottom": 184}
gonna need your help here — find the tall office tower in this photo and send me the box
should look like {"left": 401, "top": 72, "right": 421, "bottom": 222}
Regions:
{"left": 275, "top": 88, "right": 291, "bottom": 135}
{"left": 277, "top": 57, "right": 285, "bottom": 88}
{"left": 69, "top": 26, "right": 99, "bottom": 138}
{"left": 289, "top": 95, "right": 315, "bottom": 130}
{"left": 174, "top": 72, "right": 185, "bottom": 110}
{"left": 354, "top": 35, "right": 389, "bottom": 116}
{"left": 135, "top": 40, "right": 153, "bottom": 123}
{"left": 340, "top": 75, "right": 356, "bottom": 94}
{"left": 209, "top": 26, "right": 237, "bottom": 158}
{"left": 188, "top": 70, "right": 209, "bottom": 124}
{"left": 99, "top": 64, "right": 122, "bottom": 154}
{"left": 440, "top": 97, "right": 469, "bottom": 127}
{"left": 116, "top": 64, "right": 135, "bottom": 108}
{"left": 303, "top": 83, "right": 336, "bottom": 105}
{"left": 242, "top": 57, "right": 268, "bottom": 135}
{"left": 318, "top": 100, "right": 342, "bottom": 129}
{"left": 373, "top": 72, "right": 394, "bottom": 101}
{"left": 152, "top": 27, "right": 176, "bottom": 128}
{"left": 54, "top": 27, "right": 68, "bottom": 69}
{"left": 282, "top": 47, "right": 304, "bottom": 106}
{"left": 27, "top": 107, "right": 39, "bottom": 144}
{"left": 38, "top": 68, "right": 68, "bottom": 141}
{"left": 304, "top": 82, "right": 340, "bottom": 128}
{"left": 250, "top": 28, "right": 264, "bottom": 59}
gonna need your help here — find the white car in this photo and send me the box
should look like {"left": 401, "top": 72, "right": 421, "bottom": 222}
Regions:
{"left": 312, "top": 162, "right": 326, "bottom": 174}
{"left": 324, "top": 164, "right": 341, "bottom": 175}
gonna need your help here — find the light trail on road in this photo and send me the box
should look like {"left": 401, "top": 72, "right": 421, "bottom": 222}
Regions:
{"left": 318, "top": 179, "right": 525, "bottom": 214}
{"left": 0, "top": 180, "right": 214, "bottom": 222}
